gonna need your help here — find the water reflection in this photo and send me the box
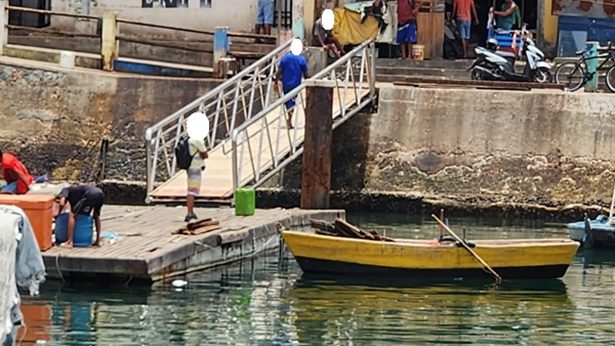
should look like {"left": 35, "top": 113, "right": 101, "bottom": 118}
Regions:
{"left": 287, "top": 276, "right": 572, "bottom": 345}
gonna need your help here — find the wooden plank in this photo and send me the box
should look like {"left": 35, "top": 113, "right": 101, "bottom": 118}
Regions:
{"left": 301, "top": 85, "right": 333, "bottom": 209}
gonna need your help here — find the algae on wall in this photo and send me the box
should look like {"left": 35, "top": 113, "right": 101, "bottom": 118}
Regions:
{"left": 0, "top": 62, "right": 219, "bottom": 182}
{"left": 366, "top": 86, "right": 615, "bottom": 206}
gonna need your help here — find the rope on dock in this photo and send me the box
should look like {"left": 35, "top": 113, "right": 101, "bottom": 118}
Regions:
{"left": 55, "top": 254, "right": 65, "bottom": 283}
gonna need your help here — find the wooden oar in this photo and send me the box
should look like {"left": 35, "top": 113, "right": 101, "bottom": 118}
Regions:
{"left": 608, "top": 183, "right": 615, "bottom": 225}
{"left": 438, "top": 209, "right": 445, "bottom": 239}
{"left": 431, "top": 214, "right": 502, "bottom": 284}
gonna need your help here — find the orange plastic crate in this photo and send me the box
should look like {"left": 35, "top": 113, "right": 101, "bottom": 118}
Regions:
{"left": 0, "top": 194, "right": 54, "bottom": 251}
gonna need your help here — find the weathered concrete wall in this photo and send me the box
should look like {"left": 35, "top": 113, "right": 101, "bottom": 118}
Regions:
{"left": 0, "top": 59, "right": 219, "bottom": 182}
{"left": 368, "top": 86, "right": 615, "bottom": 205}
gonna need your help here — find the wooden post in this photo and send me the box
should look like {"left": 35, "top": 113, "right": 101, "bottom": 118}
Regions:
{"left": 213, "top": 26, "right": 229, "bottom": 78}
{"left": 101, "top": 11, "right": 118, "bottom": 71}
{"left": 301, "top": 80, "right": 334, "bottom": 209}
{"left": 314, "top": 0, "right": 325, "bottom": 19}
{"left": 0, "top": 0, "right": 8, "bottom": 57}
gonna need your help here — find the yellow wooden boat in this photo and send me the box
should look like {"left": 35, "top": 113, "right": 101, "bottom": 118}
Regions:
{"left": 282, "top": 231, "right": 580, "bottom": 280}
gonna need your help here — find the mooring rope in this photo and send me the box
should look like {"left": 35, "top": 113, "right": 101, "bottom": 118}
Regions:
{"left": 55, "top": 254, "right": 65, "bottom": 283}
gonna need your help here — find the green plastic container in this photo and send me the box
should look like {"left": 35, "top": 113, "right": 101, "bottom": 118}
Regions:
{"left": 235, "top": 188, "right": 255, "bottom": 216}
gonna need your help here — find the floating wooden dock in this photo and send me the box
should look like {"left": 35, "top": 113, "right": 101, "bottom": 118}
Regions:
{"left": 42, "top": 205, "right": 344, "bottom": 283}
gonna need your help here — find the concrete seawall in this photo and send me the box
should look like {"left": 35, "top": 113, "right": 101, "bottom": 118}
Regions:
{"left": 3, "top": 56, "right": 615, "bottom": 215}
{"left": 366, "top": 86, "right": 615, "bottom": 205}
{"left": 0, "top": 58, "right": 220, "bottom": 182}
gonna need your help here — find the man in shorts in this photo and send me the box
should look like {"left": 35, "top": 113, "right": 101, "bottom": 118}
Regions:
{"left": 275, "top": 39, "right": 309, "bottom": 129}
{"left": 397, "top": 0, "right": 423, "bottom": 60}
{"left": 453, "top": 0, "right": 479, "bottom": 58}
{"left": 255, "top": 0, "right": 274, "bottom": 36}
{"left": 313, "top": 18, "right": 345, "bottom": 59}
{"left": 56, "top": 184, "right": 105, "bottom": 247}
{"left": 185, "top": 137, "right": 208, "bottom": 222}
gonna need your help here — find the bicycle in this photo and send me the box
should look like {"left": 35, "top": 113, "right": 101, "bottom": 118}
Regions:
{"left": 554, "top": 42, "right": 615, "bottom": 92}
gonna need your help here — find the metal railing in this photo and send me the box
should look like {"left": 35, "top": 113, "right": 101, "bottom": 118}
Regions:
{"left": 230, "top": 39, "right": 376, "bottom": 193}
{"left": 144, "top": 39, "right": 293, "bottom": 198}
{"left": 1, "top": 5, "right": 274, "bottom": 71}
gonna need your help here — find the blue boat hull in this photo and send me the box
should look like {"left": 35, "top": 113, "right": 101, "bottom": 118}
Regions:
{"left": 567, "top": 215, "right": 615, "bottom": 248}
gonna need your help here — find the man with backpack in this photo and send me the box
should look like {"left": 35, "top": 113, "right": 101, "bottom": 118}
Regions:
{"left": 185, "top": 137, "right": 208, "bottom": 222}
{"left": 175, "top": 113, "right": 209, "bottom": 222}
{"left": 397, "top": 0, "right": 424, "bottom": 60}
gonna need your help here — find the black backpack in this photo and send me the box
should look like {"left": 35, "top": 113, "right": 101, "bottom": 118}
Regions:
{"left": 175, "top": 137, "right": 195, "bottom": 170}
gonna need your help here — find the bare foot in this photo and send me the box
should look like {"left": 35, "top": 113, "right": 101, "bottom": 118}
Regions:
{"left": 61, "top": 241, "right": 73, "bottom": 248}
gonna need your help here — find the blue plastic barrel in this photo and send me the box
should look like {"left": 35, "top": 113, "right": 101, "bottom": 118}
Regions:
{"left": 55, "top": 213, "right": 94, "bottom": 247}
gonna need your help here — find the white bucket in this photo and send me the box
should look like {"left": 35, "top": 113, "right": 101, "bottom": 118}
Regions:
{"left": 59, "top": 51, "right": 75, "bottom": 69}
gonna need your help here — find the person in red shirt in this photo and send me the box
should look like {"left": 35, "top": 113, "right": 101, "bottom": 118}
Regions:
{"left": 0, "top": 149, "right": 34, "bottom": 194}
{"left": 452, "top": 0, "right": 479, "bottom": 58}
{"left": 397, "top": 0, "right": 424, "bottom": 60}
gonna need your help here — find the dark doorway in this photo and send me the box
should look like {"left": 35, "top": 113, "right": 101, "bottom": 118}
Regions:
{"left": 273, "top": 0, "right": 292, "bottom": 29}
{"left": 9, "top": 0, "right": 51, "bottom": 28}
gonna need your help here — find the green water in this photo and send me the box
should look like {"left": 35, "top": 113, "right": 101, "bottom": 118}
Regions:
{"left": 18, "top": 213, "right": 615, "bottom": 345}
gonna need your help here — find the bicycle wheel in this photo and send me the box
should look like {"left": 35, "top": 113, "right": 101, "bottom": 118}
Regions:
{"left": 555, "top": 62, "right": 585, "bottom": 92}
{"left": 606, "top": 65, "right": 615, "bottom": 93}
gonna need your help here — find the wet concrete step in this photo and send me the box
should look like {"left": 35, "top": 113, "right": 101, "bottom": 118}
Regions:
{"left": 377, "top": 74, "right": 469, "bottom": 83}
{"left": 376, "top": 66, "right": 469, "bottom": 79}
{"left": 376, "top": 58, "right": 474, "bottom": 69}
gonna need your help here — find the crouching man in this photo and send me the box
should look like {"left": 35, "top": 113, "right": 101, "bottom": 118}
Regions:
{"left": 56, "top": 184, "right": 105, "bottom": 247}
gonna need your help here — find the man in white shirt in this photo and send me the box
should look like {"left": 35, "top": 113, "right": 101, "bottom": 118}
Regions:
{"left": 186, "top": 138, "right": 208, "bottom": 222}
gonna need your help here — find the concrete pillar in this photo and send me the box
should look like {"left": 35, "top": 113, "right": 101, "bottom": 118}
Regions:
{"left": 277, "top": 28, "right": 293, "bottom": 59}
{"left": 213, "top": 26, "right": 229, "bottom": 78}
{"left": 0, "top": 0, "right": 8, "bottom": 56}
{"left": 101, "top": 11, "right": 118, "bottom": 72}
{"left": 292, "top": 0, "right": 305, "bottom": 40}
{"left": 304, "top": 0, "right": 316, "bottom": 44}
{"left": 301, "top": 81, "right": 334, "bottom": 209}
{"left": 585, "top": 42, "right": 599, "bottom": 92}
{"left": 536, "top": 0, "right": 545, "bottom": 50}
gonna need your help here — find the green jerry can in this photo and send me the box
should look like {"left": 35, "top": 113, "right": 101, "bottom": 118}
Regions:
{"left": 235, "top": 188, "right": 255, "bottom": 216}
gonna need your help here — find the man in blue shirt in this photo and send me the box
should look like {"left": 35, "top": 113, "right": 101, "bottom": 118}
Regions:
{"left": 274, "top": 41, "right": 309, "bottom": 129}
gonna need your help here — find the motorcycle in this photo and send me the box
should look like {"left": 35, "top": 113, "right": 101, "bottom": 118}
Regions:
{"left": 469, "top": 11, "right": 552, "bottom": 83}
{"left": 469, "top": 36, "right": 552, "bottom": 83}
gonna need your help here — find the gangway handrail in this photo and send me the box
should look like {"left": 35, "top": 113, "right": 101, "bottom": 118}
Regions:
{"left": 230, "top": 39, "right": 376, "bottom": 193}
{"left": 230, "top": 39, "right": 375, "bottom": 135}
{"left": 145, "top": 39, "right": 293, "bottom": 199}
{"left": 145, "top": 41, "right": 291, "bottom": 135}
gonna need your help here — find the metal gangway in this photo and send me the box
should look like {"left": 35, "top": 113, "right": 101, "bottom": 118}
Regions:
{"left": 145, "top": 39, "right": 376, "bottom": 204}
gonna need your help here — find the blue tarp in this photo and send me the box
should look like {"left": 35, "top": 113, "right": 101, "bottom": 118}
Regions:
{"left": 558, "top": 15, "right": 615, "bottom": 56}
